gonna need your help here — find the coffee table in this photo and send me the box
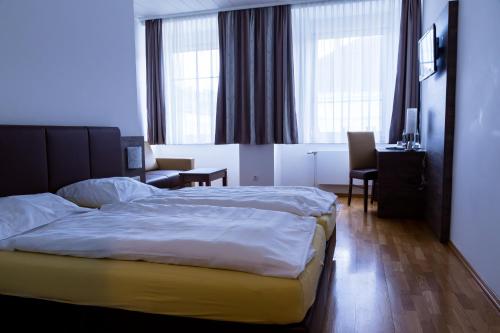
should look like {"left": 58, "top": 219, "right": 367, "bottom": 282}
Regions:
{"left": 179, "top": 168, "right": 228, "bottom": 187}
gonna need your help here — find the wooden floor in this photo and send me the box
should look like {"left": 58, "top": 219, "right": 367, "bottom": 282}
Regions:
{"left": 326, "top": 198, "right": 500, "bottom": 333}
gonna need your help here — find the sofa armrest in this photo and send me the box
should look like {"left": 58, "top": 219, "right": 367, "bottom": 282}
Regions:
{"left": 156, "top": 158, "right": 194, "bottom": 171}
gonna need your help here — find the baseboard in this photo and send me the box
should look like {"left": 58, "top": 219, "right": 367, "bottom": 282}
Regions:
{"left": 448, "top": 242, "right": 500, "bottom": 312}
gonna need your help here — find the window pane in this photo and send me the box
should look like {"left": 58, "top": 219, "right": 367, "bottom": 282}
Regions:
{"left": 162, "top": 14, "right": 219, "bottom": 144}
{"left": 292, "top": 0, "right": 401, "bottom": 143}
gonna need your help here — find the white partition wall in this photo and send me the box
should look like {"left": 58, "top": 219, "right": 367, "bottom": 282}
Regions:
{"left": 239, "top": 145, "right": 275, "bottom": 186}
{"left": 274, "top": 144, "right": 350, "bottom": 187}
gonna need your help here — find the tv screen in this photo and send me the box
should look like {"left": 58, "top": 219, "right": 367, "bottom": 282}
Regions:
{"left": 418, "top": 24, "right": 437, "bottom": 81}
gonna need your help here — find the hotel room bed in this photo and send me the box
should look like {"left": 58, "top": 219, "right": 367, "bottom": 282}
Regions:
{"left": 0, "top": 226, "right": 325, "bottom": 325}
{"left": 0, "top": 125, "right": 335, "bottom": 333}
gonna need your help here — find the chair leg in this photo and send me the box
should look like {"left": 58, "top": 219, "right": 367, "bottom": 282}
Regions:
{"left": 363, "top": 179, "right": 368, "bottom": 212}
{"left": 348, "top": 177, "right": 353, "bottom": 206}
{"left": 371, "top": 179, "right": 376, "bottom": 204}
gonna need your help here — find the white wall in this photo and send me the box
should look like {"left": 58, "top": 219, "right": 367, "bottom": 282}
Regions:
{"left": 134, "top": 19, "right": 148, "bottom": 136}
{"left": 422, "top": 0, "right": 449, "bottom": 28}
{"left": 276, "top": 144, "right": 349, "bottom": 186}
{"left": 0, "top": 0, "right": 141, "bottom": 136}
{"left": 239, "top": 145, "right": 275, "bottom": 186}
{"left": 273, "top": 144, "right": 283, "bottom": 185}
{"left": 275, "top": 143, "right": 388, "bottom": 188}
{"left": 154, "top": 143, "right": 352, "bottom": 188}
{"left": 423, "top": 0, "right": 500, "bottom": 297}
{"left": 153, "top": 144, "right": 240, "bottom": 186}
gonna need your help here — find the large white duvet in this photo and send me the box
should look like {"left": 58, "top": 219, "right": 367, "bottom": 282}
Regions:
{"left": 137, "top": 186, "right": 337, "bottom": 217}
{"left": 0, "top": 202, "right": 317, "bottom": 278}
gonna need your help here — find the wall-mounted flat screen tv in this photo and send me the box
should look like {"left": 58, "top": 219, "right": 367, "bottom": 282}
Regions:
{"left": 418, "top": 24, "right": 437, "bottom": 81}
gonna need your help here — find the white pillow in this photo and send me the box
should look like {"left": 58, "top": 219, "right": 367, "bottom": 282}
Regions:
{"left": 56, "top": 177, "right": 162, "bottom": 208}
{"left": 0, "top": 193, "right": 91, "bottom": 241}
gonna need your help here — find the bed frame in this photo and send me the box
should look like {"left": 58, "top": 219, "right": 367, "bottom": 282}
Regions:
{"left": 0, "top": 125, "right": 336, "bottom": 333}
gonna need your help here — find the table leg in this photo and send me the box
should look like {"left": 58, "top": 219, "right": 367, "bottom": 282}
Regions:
{"left": 198, "top": 181, "right": 204, "bottom": 186}
{"left": 206, "top": 180, "right": 211, "bottom": 186}
{"left": 223, "top": 172, "right": 228, "bottom": 186}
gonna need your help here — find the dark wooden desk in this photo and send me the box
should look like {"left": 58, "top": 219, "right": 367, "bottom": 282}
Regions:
{"left": 377, "top": 149, "right": 426, "bottom": 219}
{"left": 179, "top": 168, "right": 228, "bottom": 187}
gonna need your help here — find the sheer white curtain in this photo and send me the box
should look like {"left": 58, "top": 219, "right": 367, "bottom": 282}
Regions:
{"left": 292, "top": 0, "right": 401, "bottom": 143}
{"left": 162, "top": 15, "right": 219, "bottom": 144}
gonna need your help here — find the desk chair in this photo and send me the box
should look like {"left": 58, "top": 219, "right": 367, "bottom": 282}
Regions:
{"left": 347, "top": 131, "right": 378, "bottom": 212}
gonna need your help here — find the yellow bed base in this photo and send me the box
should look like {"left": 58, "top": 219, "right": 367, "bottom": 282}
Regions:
{"left": 0, "top": 226, "right": 326, "bottom": 325}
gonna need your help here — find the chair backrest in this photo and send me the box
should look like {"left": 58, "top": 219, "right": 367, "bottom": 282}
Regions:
{"left": 347, "top": 131, "right": 377, "bottom": 170}
{"left": 144, "top": 142, "right": 159, "bottom": 171}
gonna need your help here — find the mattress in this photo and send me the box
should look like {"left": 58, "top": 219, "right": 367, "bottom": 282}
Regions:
{"left": 317, "top": 202, "right": 337, "bottom": 240}
{"left": 0, "top": 226, "right": 326, "bottom": 325}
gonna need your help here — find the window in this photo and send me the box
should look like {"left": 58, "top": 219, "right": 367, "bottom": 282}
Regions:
{"left": 292, "top": 0, "right": 401, "bottom": 143}
{"left": 162, "top": 15, "right": 219, "bottom": 144}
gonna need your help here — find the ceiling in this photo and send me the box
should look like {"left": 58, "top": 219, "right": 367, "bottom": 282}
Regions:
{"left": 134, "top": 0, "right": 306, "bottom": 19}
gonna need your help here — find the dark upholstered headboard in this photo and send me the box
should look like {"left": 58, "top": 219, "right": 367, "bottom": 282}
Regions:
{"left": 0, "top": 125, "right": 122, "bottom": 197}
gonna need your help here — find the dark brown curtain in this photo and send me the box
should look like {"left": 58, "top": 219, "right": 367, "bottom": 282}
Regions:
{"left": 389, "top": 0, "right": 421, "bottom": 143}
{"left": 145, "top": 19, "right": 166, "bottom": 145}
{"left": 215, "top": 5, "right": 298, "bottom": 145}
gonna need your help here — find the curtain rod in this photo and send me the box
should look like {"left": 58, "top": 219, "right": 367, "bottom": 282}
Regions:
{"left": 136, "top": 0, "right": 337, "bottom": 22}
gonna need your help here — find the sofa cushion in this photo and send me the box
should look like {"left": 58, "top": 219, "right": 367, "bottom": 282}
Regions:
{"left": 144, "top": 142, "right": 159, "bottom": 171}
{"left": 145, "top": 170, "right": 182, "bottom": 188}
